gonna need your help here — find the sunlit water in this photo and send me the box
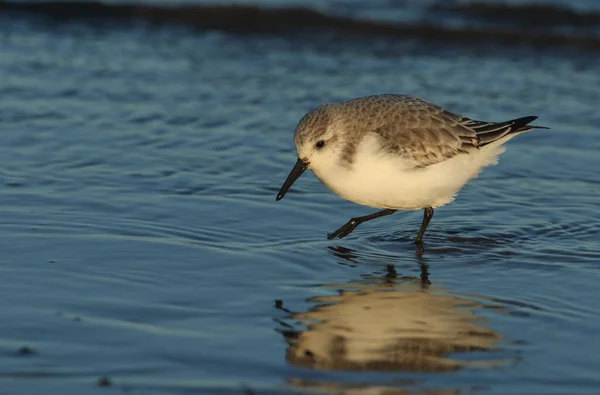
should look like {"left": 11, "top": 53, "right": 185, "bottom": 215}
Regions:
{"left": 1, "top": 7, "right": 599, "bottom": 395}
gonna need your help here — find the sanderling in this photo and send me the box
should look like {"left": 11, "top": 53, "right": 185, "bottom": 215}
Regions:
{"left": 276, "top": 94, "right": 546, "bottom": 244}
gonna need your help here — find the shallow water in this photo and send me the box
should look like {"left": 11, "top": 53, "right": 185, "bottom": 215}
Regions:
{"left": 1, "top": 4, "right": 600, "bottom": 395}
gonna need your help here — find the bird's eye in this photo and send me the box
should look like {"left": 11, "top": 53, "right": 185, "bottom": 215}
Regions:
{"left": 316, "top": 140, "right": 325, "bottom": 149}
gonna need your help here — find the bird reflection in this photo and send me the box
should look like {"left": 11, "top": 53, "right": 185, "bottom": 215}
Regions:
{"left": 276, "top": 247, "right": 506, "bottom": 374}
{"left": 286, "top": 379, "right": 464, "bottom": 395}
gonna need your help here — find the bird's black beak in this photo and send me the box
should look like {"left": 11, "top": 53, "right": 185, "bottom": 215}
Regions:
{"left": 276, "top": 157, "right": 308, "bottom": 201}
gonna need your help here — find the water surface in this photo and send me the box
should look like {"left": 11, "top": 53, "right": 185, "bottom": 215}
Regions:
{"left": 0, "top": 2, "right": 599, "bottom": 394}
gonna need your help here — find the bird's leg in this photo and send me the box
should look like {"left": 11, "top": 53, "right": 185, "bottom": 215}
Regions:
{"left": 327, "top": 209, "right": 397, "bottom": 240}
{"left": 415, "top": 207, "right": 434, "bottom": 244}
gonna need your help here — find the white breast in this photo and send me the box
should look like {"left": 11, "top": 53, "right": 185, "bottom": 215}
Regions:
{"left": 312, "top": 133, "right": 507, "bottom": 210}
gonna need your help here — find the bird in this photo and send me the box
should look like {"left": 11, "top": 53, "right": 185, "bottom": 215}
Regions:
{"left": 275, "top": 94, "right": 546, "bottom": 245}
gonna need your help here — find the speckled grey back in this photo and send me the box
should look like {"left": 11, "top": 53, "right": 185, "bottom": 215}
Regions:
{"left": 336, "top": 94, "right": 480, "bottom": 166}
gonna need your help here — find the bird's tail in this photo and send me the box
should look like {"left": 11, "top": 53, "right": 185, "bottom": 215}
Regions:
{"left": 463, "top": 116, "right": 549, "bottom": 147}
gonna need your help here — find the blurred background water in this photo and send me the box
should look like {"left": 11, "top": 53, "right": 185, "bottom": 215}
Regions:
{"left": 0, "top": 0, "right": 599, "bottom": 394}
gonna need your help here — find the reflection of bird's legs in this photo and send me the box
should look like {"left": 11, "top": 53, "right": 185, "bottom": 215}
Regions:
{"left": 416, "top": 253, "right": 430, "bottom": 285}
{"left": 385, "top": 265, "right": 397, "bottom": 279}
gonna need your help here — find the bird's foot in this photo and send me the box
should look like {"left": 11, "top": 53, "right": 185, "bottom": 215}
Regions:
{"left": 327, "top": 219, "right": 359, "bottom": 240}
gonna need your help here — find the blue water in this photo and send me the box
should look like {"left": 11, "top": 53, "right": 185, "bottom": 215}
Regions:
{"left": 1, "top": 2, "right": 599, "bottom": 394}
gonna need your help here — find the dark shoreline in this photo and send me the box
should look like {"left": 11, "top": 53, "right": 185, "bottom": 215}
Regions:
{"left": 1, "top": 1, "right": 600, "bottom": 52}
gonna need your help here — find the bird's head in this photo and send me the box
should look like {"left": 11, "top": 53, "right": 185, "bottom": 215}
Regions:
{"left": 276, "top": 103, "right": 341, "bottom": 201}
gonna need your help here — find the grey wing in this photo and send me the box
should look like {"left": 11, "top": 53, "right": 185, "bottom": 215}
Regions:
{"left": 369, "top": 95, "right": 541, "bottom": 167}
{"left": 371, "top": 96, "right": 480, "bottom": 167}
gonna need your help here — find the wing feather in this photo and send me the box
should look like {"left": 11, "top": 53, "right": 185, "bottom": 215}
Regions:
{"left": 360, "top": 95, "right": 479, "bottom": 167}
